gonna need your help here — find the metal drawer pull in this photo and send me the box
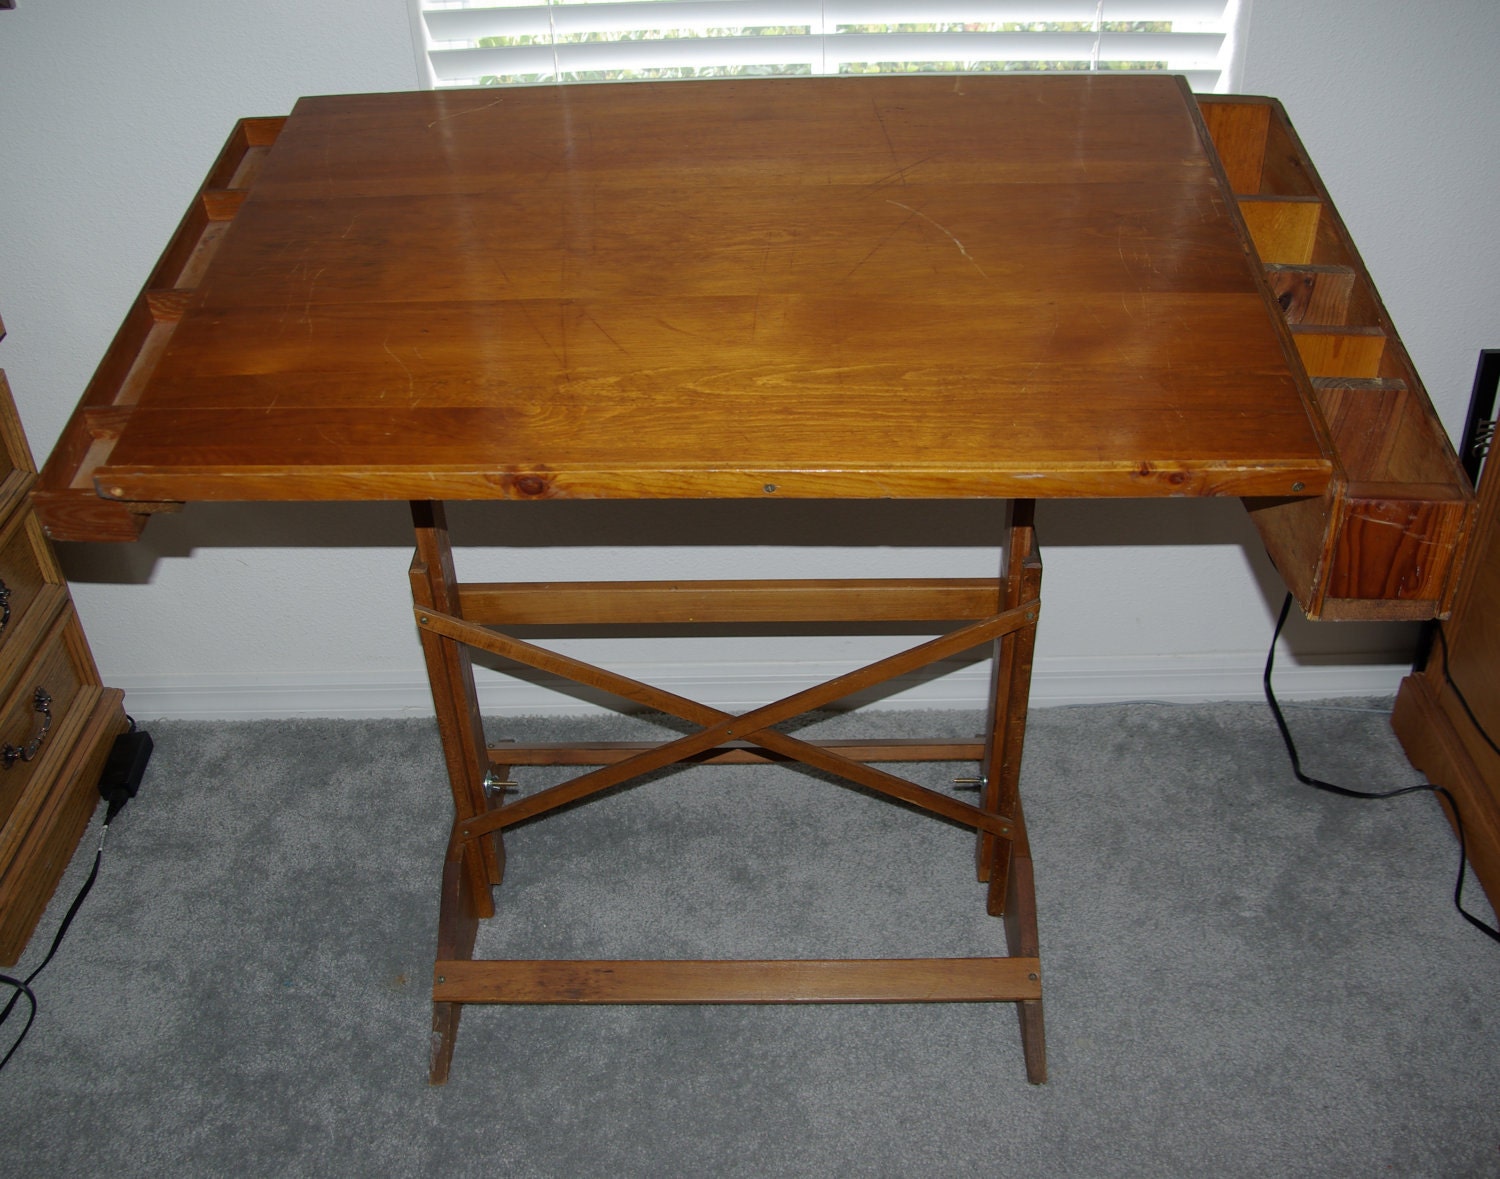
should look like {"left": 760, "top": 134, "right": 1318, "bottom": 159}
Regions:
{"left": 0, "top": 578, "right": 10, "bottom": 634}
{"left": 2, "top": 687, "right": 52, "bottom": 768}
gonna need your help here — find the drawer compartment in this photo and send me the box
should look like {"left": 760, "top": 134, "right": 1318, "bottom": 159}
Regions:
{"left": 1199, "top": 95, "right": 1474, "bottom": 620}
{"left": 0, "top": 506, "right": 65, "bottom": 669}
{"left": 0, "top": 610, "right": 95, "bottom": 839}
{"left": 0, "top": 681, "right": 124, "bottom": 965}
{"left": 0, "top": 607, "right": 124, "bottom": 965}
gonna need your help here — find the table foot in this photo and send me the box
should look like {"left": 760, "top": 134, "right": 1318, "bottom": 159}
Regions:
{"left": 1004, "top": 850, "right": 1046, "bottom": 1083}
{"left": 429, "top": 835, "right": 485, "bottom": 1086}
{"left": 429, "top": 1000, "right": 462, "bottom": 1085}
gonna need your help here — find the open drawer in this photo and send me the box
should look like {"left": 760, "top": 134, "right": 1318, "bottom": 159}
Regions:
{"left": 1199, "top": 95, "right": 1475, "bottom": 620}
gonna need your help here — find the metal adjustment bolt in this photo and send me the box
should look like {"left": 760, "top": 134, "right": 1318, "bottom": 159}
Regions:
{"left": 953, "top": 775, "right": 987, "bottom": 791}
{"left": 484, "top": 769, "right": 517, "bottom": 797}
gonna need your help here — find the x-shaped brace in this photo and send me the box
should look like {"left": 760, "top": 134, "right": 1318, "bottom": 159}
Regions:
{"left": 414, "top": 599, "right": 1038, "bottom": 848}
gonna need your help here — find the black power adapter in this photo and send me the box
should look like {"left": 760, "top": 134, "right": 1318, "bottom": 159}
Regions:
{"left": 98, "top": 727, "right": 152, "bottom": 824}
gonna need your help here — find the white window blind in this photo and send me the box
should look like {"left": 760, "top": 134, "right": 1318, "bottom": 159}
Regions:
{"left": 410, "top": 1, "right": 1246, "bottom": 93}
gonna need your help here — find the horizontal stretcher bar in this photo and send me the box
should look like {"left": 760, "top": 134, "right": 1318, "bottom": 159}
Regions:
{"left": 455, "top": 578, "right": 1005, "bottom": 626}
{"left": 488, "top": 737, "right": 987, "bottom": 766}
{"left": 433, "top": 957, "right": 1043, "bottom": 1004}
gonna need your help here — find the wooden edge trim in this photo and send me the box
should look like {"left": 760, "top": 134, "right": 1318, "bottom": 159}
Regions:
{"left": 489, "top": 738, "right": 986, "bottom": 767}
{"left": 1342, "top": 481, "right": 1471, "bottom": 502}
{"left": 457, "top": 578, "right": 1004, "bottom": 626}
{"left": 433, "top": 957, "right": 1043, "bottom": 1004}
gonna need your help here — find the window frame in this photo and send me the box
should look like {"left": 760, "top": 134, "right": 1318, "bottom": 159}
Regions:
{"left": 407, "top": 0, "right": 1250, "bottom": 94}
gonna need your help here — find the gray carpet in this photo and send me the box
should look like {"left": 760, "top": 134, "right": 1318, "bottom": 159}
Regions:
{"left": 0, "top": 701, "right": 1496, "bottom": 1177}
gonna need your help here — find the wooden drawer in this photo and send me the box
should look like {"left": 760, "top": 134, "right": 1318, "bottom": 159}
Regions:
{"left": 0, "top": 372, "right": 35, "bottom": 527}
{"left": 0, "top": 683, "right": 124, "bottom": 965}
{"left": 0, "top": 506, "right": 66, "bottom": 672}
{"left": 0, "top": 606, "right": 125, "bottom": 964}
{"left": 1199, "top": 96, "right": 1476, "bottom": 620}
{"left": 0, "top": 607, "right": 95, "bottom": 842}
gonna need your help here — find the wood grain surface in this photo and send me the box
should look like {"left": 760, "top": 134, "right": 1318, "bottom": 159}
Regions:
{"left": 89, "top": 75, "right": 1330, "bottom": 504}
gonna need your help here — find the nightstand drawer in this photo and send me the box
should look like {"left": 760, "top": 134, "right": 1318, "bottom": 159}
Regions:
{"left": 0, "top": 508, "right": 63, "bottom": 668}
{"left": 0, "top": 611, "right": 93, "bottom": 839}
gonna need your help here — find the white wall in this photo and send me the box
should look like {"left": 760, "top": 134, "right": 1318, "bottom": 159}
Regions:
{"left": 0, "top": 0, "right": 1494, "bottom": 719}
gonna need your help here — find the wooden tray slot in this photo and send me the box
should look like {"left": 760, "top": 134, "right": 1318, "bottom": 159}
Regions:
{"left": 112, "top": 317, "right": 179, "bottom": 408}
{"left": 1196, "top": 98, "right": 1269, "bottom": 193}
{"left": 1198, "top": 96, "right": 1318, "bottom": 197}
{"left": 1292, "top": 326, "right": 1386, "bottom": 378}
{"left": 35, "top": 115, "right": 284, "bottom": 542}
{"left": 1237, "top": 196, "right": 1321, "bottom": 264}
{"left": 1312, "top": 378, "right": 1464, "bottom": 487}
{"left": 1307, "top": 209, "right": 1359, "bottom": 270}
{"left": 168, "top": 196, "right": 242, "bottom": 291}
{"left": 226, "top": 146, "right": 272, "bottom": 190}
{"left": 1265, "top": 264, "right": 1355, "bottom": 325}
{"left": 1254, "top": 107, "right": 1320, "bottom": 197}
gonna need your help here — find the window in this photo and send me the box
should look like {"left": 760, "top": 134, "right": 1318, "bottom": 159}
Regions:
{"left": 410, "top": 1, "right": 1247, "bottom": 93}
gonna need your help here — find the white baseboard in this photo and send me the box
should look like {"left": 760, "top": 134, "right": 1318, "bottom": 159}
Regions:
{"left": 109, "top": 652, "right": 1413, "bottom": 722}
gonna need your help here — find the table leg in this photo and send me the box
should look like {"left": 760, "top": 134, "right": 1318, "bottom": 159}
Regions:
{"left": 978, "top": 500, "right": 1046, "bottom": 1082}
{"left": 430, "top": 829, "right": 484, "bottom": 1084}
{"left": 411, "top": 501, "right": 504, "bottom": 1083}
{"left": 1004, "top": 820, "right": 1047, "bottom": 1084}
{"left": 978, "top": 499, "right": 1041, "bottom": 911}
{"left": 411, "top": 497, "right": 1048, "bottom": 1085}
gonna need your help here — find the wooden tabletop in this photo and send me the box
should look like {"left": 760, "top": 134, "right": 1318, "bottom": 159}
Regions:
{"left": 91, "top": 75, "right": 1331, "bottom": 505}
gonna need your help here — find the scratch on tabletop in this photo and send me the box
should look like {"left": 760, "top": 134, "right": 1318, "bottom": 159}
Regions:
{"left": 845, "top": 206, "right": 919, "bottom": 280}
{"left": 865, "top": 155, "right": 936, "bottom": 194}
{"left": 303, "top": 267, "right": 326, "bottom": 335}
{"left": 872, "top": 100, "right": 903, "bottom": 182}
{"left": 428, "top": 97, "right": 506, "bottom": 129}
{"left": 886, "top": 201, "right": 988, "bottom": 278}
{"left": 383, "top": 338, "right": 417, "bottom": 398}
{"left": 582, "top": 308, "right": 630, "bottom": 355}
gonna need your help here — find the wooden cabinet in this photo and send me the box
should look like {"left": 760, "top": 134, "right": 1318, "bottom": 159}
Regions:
{"left": 0, "top": 323, "right": 128, "bottom": 965}
{"left": 1393, "top": 442, "right": 1500, "bottom": 912}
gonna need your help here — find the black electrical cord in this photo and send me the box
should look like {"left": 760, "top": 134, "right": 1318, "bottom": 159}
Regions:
{"left": 0, "top": 823, "right": 110, "bottom": 1072}
{"left": 1264, "top": 592, "right": 1500, "bottom": 946}
{"left": 0, "top": 717, "right": 145, "bottom": 1073}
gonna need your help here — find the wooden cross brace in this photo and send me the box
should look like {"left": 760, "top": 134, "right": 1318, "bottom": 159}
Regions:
{"left": 413, "top": 600, "right": 1038, "bottom": 846}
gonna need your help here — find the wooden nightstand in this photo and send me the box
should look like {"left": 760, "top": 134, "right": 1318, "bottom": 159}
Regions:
{"left": 0, "top": 316, "right": 129, "bottom": 965}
